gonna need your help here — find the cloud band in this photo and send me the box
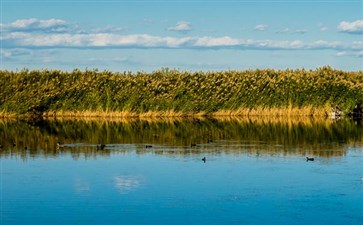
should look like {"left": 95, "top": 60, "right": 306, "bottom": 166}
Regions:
{"left": 2, "top": 32, "right": 362, "bottom": 52}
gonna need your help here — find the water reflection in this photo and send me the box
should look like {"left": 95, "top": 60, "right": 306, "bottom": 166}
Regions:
{"left": 74, "top": 178, "right": 91, "bottom": 193}
{"left": 113, "top": 176, "right": 142, "bottom": 194}
{"left": 0, "top": 117, "right": 362, "bottom": 160}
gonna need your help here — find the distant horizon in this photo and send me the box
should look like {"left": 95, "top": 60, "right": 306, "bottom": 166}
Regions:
{"left": 1, "top": 0, "right": 362, "bottom": 71}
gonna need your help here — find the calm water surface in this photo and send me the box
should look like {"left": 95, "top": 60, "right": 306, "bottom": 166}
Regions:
{"left": 1, "top": 117, "right": 363, "bottom": 225}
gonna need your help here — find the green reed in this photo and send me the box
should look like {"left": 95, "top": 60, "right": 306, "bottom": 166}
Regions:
{"left": 0, "top": 66, "right": 362, "bottom": 116}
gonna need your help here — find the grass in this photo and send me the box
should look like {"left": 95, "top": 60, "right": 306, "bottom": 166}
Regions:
{"left": 0, "top": 66, "right": 362, "bottom": 118}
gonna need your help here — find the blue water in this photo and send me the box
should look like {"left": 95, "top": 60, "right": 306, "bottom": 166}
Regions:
{"left": 2, "top": 148, "right": 363, "bottom": 225}
{"left": 1, "top": 118, "right": 363, "bottom": 225}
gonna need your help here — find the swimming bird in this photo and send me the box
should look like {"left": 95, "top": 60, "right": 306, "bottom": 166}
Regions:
{"left": 306, "top": 157, "right": 314, "bottom": 161}
{"left": 57, "top": 142, "right": 64, "bottom": 149}
{"left": 97, "top": 144, "right": 106, "bottom": 150}
{"left": 202, "top": 157, "right": 206, "bottom": 163}
{"left": 191, "top": 143, "right": 197, "bottom": 147}
{"left": 207, "top": 139, "right": 213, "bottom": 143}
{"left": 145, "top": 145, "right": 152, "bottom": 148}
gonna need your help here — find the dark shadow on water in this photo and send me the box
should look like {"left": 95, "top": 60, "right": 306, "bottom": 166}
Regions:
{"left": 0, "top": 117, "right": 362, "bottom": 160}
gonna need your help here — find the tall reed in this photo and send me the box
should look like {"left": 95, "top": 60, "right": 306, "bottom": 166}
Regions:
{"left": 0, "top": 66, "right": 362, "bottom": 117}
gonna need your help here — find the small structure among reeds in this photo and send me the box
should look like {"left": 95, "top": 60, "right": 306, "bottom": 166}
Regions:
{"left": 350, "top": 105, "right": 363, "bottom": 119}
{"left": 331, "top": 105, "right": 342, "bottom": 119}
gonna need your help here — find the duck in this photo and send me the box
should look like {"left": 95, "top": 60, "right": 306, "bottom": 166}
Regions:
{"left": 202, "top": 157, "right": 206, "bottom": 163}
{"left": 145, "top": 145, "right": 152, "bottom": 148}
{"left": 97, "top": 144, "right": 106, "bottom": 150}
{"left": 306, "top": 157, "right": 314, "bottom": 161}
{"left": 191, "top": 143, "right": 197, "bottom": 147}
{"left": 57, "top": 142, "right": 64, "bottom": 149}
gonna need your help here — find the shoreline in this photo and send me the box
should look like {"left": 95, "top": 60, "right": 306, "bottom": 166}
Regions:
{"left": 0, "top": 107, "right": 343, "bottom": 119}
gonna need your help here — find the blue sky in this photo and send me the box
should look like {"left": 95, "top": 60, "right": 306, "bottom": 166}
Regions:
{"left": 1, "top": 0, "right": 362, "bottom": 71}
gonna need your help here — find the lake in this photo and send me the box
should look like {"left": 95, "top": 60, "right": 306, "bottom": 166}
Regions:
{"left": 1, "top": 117, "right": 363, "bottom": 225}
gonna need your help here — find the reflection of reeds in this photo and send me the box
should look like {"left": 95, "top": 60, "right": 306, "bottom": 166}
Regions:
{"left": 149, "top": 147, "right": 347, "bottom": 158}
{"left": 42, "top": 114, "right": 336, "bottom": 128}
{"left": 0, "top": 117, "right": 362, "bottom": 160}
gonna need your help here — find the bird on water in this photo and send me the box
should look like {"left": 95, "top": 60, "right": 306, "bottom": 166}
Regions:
{"left": 202, "top": 157, "right": 206, "bottom": 163}
{"left": 97, "top": 144, "right": 106, "bottom": 150}
{"left": 57, "top": 142, "right": 64, "bottom": 149}
{"left": 306, "top": 157, "right": 314, "bottom": 161}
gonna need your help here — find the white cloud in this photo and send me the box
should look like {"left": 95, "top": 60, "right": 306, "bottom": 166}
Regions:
{"left": 276, "top": 28, "right": 307, "bottom": 34}
{"left": 356, "top": 51, "right": 363, "bottom": 57}
{"left": 193, "top": 36, "right": 240, "bottom": 47}
{"left": 0, "top": 49, "right": 12, "bottom": 58}
{"left": 336, "top": 50, "right": 363, "bottom": 58}
{"left": 114, "top": 176, "right": 142, "bottom": 193}
{"left": 351, "top": 41, "right": 363, "bottom": 50}
{"left": 1, "top": 18, "right": 68, "bottom": 33}
{"left": 320, "top": 26, "right": 328, "bottom": 32}
{"left": 168, "top": 21, "right": 192, "bottom": 32}
{"left": 308, "top": 40, "right": 343, "bottom": 50}
{"left": 0, "top": 48, "right": 33, "bottom": 58}
{"left": 0, "top": 18, "right": 127, "bottom": 34}
{"left": 276, "top": 28, "right": 290, "bottom": 34}
{"left": 2, "top": 32, "right": 362, "bottom": 53}
{"left": 335, "top": 51, "right": 347, "bottom": 57}
{"left": 91, "top": 25, "right": 126, "bottom": 33}
{"left": 2, "top": 32, "right": 194, "bottom": 48}
{"left": 254, "top": 24, "right": 268, "bottom": 31}
{"left": 11, "top": 18, "right": 64, "bottom": 28}
{"left": 1, "top": 18, "right": 361, "bottom": 55}
{"left": 337, "top": 20, "right": 363, "bottom": 34}
{"left": 318, "top": 23, "right": 328, "bottom": 32}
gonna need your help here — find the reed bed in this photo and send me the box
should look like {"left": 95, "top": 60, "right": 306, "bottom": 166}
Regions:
{"left": 41, "top": 113, "right": 327, "bottom": 125}
{"left": 0, "top": 66, "right": 362, "bottom": 118}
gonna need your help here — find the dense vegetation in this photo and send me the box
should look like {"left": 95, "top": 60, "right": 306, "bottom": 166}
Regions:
{"left": 0, "top": 67, "right": 362, "bottom": 117}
